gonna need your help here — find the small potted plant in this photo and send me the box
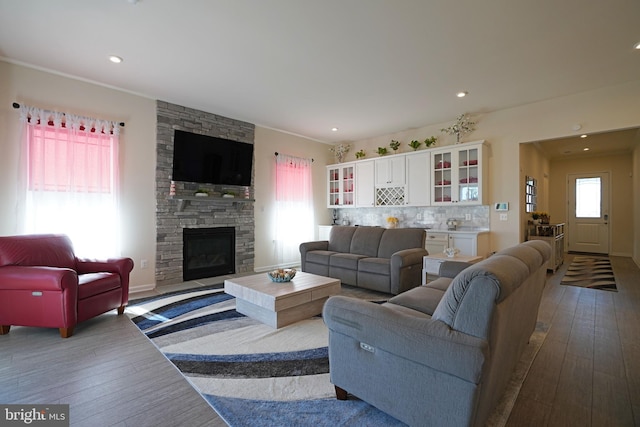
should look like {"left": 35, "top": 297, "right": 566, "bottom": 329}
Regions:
{"left": 194, "top": 188, "right": 209, "bottom": 197}
{"left": 424, "top": 136, "right": 438, "bottom": 147}
{"left": 355, "top": 149, "right": 366, "bottom": 159}
{"left": 408, "top": 140, "right": 421, "bottom": 151}
{"left": 377, "top": 147, "right": 388, "bottom": 156}
{"left": 386, "top": 216, "right": 399, "bottom": 229}
{"left": 390, "top": 140, "right": 401, "bottom": 151}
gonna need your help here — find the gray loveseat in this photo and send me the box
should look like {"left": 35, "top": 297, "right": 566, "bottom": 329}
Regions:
{"left": 299, "top": 226, "right": 427, "bottom": 295}
{"left": 323, "top": 240, "right": 551, "bottom": 427}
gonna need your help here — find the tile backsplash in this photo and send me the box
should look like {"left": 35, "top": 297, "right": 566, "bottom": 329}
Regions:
{"left": 332, "top": 205, "right": 490, "bottom": 231}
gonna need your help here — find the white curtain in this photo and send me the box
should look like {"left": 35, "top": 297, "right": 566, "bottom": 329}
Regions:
{"left": 275, "top": 153, "right": 314, "bottom": 266}
{"left": 19, "top": 105, "right": 121, "bottom": 258}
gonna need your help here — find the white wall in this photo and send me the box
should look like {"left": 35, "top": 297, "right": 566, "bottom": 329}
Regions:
{"left": 343, "top": 80, "right": 640, "bottom": 254}
{"left": 253, "top": 127, "right": 332, "bottom": 271}
{"left": 0, "top": 61, "right": 158, "bottom": 289}
{"left": 2, "top": 60, "right": 639, "bottom": 289}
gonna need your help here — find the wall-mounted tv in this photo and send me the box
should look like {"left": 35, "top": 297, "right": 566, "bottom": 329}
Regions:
{"left": 172, "top": 130, "right": 253, "bottom": 186}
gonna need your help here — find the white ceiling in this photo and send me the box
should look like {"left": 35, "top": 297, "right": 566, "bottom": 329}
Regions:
{"left": 1, "top": 0, "right": 639, "bottom": 144}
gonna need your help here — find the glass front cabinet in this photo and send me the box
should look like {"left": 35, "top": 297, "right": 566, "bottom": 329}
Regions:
{"left": 431, "top": 141, "right": 485, "bottom": 205}
{"left": 327, "top": 162, "right": 355, "bottom": 208}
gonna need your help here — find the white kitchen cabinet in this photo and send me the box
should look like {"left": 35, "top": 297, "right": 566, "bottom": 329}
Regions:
{"left": 405, "top": 151, "right": 431, "bottom": 206}
{"left": 327, "top": 162, "right": 355, "bottom": 208}
{"left": 426, "top": 230, "right": 490, "bottom": 258}
{"left": 355, "top": 160, "right": 375, "bottom": 207}
{"left": 431, "top": 141, "right": 486, "bottom": 205}
{"left": 375, "top": 155, "right": 406, "bottom": 206}
{"left": 375, "top": 155, "right": 406, "bottom": 187}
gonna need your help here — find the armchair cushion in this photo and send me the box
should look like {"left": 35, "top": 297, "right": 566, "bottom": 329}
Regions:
{"left": 78, "top": 273, "right": 121, "bottom": 299}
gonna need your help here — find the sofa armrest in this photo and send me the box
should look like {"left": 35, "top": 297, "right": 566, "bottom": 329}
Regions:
{"left": 299, "top": 241, "right": 329, "bottom": 271}
{"left": 76, "top": 258, "right": 134, "bottom": 305}
{"left": 390, "top": 248, "right": 428, "bottom": 294}
{"left": 323, "top": 295, "right": 488, "bottom": 384}
{"left": 390, "top": 248, "right": 427, "bottom": 267}
{"left": 438, "top": 261, "right": 472, "bottom": 278}
{"left": 0, "top": 266, "right": 78, "bottom": 292}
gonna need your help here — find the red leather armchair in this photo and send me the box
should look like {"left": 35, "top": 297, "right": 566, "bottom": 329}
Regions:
{"left": 0, "top": 234, "right": 134, "bottom": 338}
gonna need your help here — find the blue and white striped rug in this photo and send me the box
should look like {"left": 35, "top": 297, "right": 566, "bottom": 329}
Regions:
{"left": 127, "top": 284, "right": 405, "bottom": 427}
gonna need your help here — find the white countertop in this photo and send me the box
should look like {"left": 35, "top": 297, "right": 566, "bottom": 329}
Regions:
{"left": 426, "top": 228, "right": 490, "bottom": 235}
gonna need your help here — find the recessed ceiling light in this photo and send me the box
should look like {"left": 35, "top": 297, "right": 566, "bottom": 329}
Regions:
{"left": 634, "top": 41, "right": 640, "bottom": 50}
{"left": 580, "top": 134, "right": 587, "bottom": 138}
{"left": 109, "top": 55, "right": 123, "bottom": 64}
{"left": 456, "top": 91, "right": 468, "bottom": 98}
{"left": 583, "top": 147, "right": 590, "bottom": 151}
{"left": 331, "top": 127, "right": 338, "bottom": 132}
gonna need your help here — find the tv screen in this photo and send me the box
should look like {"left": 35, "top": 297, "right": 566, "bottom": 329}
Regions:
{"left": 172, "top": 130, "right": 253, "bottom": 186}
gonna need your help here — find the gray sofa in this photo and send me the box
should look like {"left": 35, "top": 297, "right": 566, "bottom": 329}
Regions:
{"left": 299, "top": 226, "right": 427, "bottom": 295}
{"left": 323, "top": 240, "right": 552, "bottom": 427}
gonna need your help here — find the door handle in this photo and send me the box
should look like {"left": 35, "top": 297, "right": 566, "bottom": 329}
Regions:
{"left": 604, "top": 214, "right": 608, "bottom": 224}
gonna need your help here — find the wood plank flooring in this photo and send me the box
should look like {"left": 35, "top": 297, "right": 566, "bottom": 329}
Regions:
{"left": 1, "top": 254, "right": 638, "bottom": 426}
{"left": 506, "top": 254, "right": 640, "bottom": 426}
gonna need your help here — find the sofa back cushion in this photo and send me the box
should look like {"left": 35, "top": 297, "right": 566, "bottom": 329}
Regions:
{"left": 377, "top": 228, "right": 426, "bottom": 259}
{"left": 432, "top": 240, "right": 550, "bottom": 339}
{"left": 328, "top": 226, "right": 357, "bottom": 253}
{"left": 0, "top": 234, "right": 76, "bottom": 270}
{"left": 350, "top": 227, "right": 385, "bottom": 257}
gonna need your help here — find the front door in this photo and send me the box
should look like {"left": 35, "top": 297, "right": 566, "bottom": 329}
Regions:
{"left": 567, "top": 172, "right": 610, "bottom": 254}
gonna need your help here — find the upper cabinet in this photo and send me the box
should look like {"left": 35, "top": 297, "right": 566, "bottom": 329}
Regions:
{"left": 375, "top": 156, "right": 405, "bottom": 187}
{"left": 375, "top": 155, "right": 406, "bottom": 206}
{"left": 405, "top": 151, "right": 431, "bottom": 206}
{"left": 326, "top": 140, "right": 487, "bottom": 208}
{"left": 355, "top": 160, "right": 375, "bottom": 207}
{"left": 431, "top": 141, "right": 486, "bottom": 205}
{"left": 327, "top": 162, "right": 355, "bottom": 208}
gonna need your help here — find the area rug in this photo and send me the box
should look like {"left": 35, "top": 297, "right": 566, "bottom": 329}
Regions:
{"left": 561, "top": 255, "right": 617, "bottom": 291}
{"left": 128, "top": 285, "right": 546, "bottom": 427}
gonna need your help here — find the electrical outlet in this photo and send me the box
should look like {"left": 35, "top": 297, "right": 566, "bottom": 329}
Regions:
{"left": 500, "top": 213, "right": 508, "bottom": 221}
{"left": 465, "top": 213, "right": 471, "bottom": 221}
{"left": 141, "top": 259, "right": 148, "bottom": 269}
{"left": 417, "top": 213, "right": 422, "bottom": 220}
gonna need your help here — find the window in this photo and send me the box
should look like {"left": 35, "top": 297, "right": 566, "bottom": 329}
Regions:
{"left": 575, "top": 177, "right": 601, "bottom": 218}
{"left": 20, "top": 106, "right": 121, "bottom": 257}
{"left": 525, "top": 176, "right": 537, "bottom": 213}
{"left": 274, "top": 154, "right": 314, "bottom": 265}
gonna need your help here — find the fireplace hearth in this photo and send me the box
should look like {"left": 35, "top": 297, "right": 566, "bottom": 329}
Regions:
{"left": 183, "top": 227, "right": 235, "bottom": 281}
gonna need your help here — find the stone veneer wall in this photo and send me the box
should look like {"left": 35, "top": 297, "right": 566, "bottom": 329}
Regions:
{"left": 155, "top": 101, "right": 255, "bottom": 286}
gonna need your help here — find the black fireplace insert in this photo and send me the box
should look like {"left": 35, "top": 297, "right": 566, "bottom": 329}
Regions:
{"left": 183, "top": 227, "right": 235, "bottom": 281}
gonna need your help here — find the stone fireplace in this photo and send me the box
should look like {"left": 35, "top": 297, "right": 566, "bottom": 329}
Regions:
{"left": 155, "top": 101, "right": 255, "bottom": 286}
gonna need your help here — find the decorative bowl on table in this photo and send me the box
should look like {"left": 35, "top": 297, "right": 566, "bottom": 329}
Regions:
{"left": 267, "top": 268, "right": 297, "bottom": 282}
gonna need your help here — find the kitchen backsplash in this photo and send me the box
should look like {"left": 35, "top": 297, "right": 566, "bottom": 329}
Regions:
{"left": 332, "top": 205, "right": 490, "bottom": 230}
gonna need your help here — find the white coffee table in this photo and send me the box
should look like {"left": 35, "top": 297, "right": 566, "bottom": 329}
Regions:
{"left": 224, "top": 271, "right": 341, "bottom": 328}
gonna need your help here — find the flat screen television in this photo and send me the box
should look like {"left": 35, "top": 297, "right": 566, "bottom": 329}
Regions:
{"left": 172, "top": 130, "right": 253, "bottom": 186}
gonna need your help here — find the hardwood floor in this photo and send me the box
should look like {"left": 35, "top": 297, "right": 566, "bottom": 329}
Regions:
{"left": 506, "top": 254, "right": 640, "bottom": 427}
{"left": 1, "top": 255, "right": 638, "bottom": 426}
{"left": 0, "top": 305, "right": 227, "bottom": 426}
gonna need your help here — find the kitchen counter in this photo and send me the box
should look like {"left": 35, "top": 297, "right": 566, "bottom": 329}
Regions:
{"left": 425, "top": 228, "right": 490, "bottom": 235}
